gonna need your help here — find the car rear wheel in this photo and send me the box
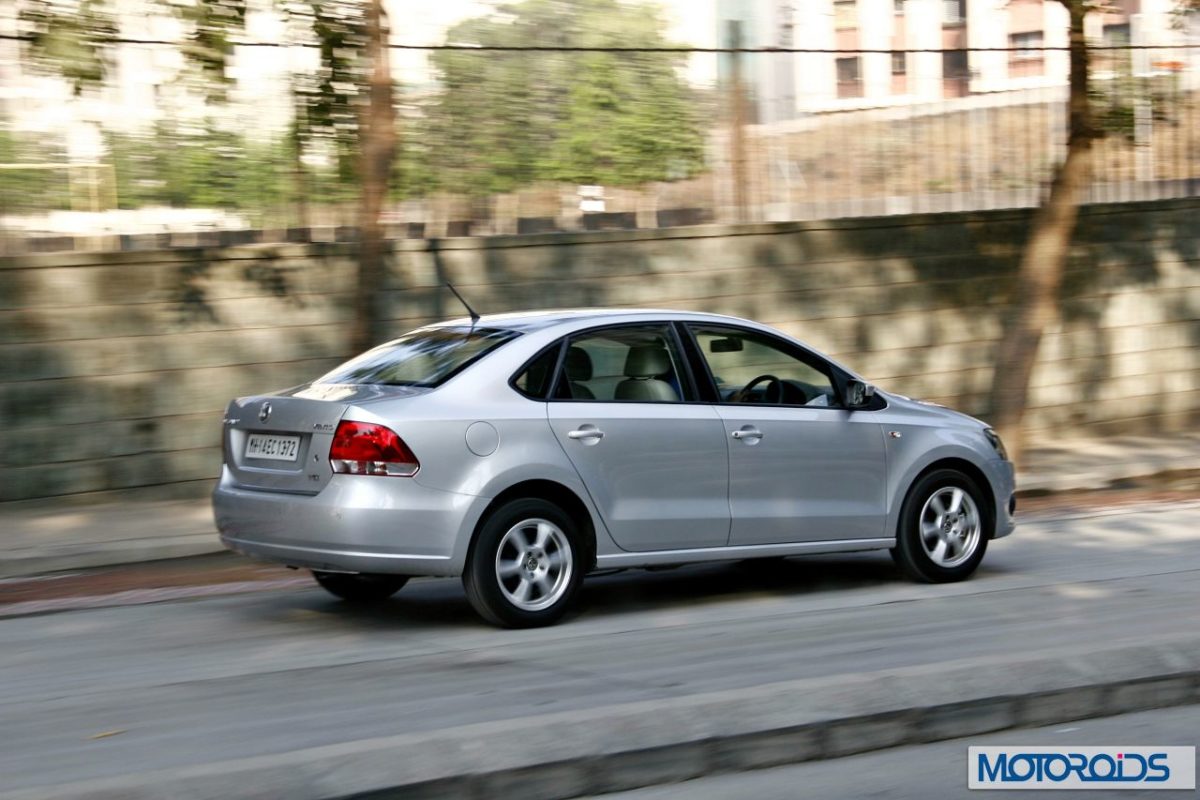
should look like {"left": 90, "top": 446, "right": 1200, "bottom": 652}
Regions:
{"left": 312, "top": 571, "right": 409, "bottom": 603}
{"left": 463, "top": 498, "right": 584, "bottom": 628}
{"left": 891, "top": 469, "right": 989, "bottom": 583}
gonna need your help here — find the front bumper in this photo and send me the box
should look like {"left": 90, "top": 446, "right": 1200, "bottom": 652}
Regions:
{"left": 212, "top": 468, "right": 478, "bottom": 577}
{"left": 988, "top": 458, "right": 1017, "bottom": 539}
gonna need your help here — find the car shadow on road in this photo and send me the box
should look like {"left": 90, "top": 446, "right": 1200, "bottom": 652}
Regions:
{"left": 238, "top": 551, "right": 988, "bottom": 630}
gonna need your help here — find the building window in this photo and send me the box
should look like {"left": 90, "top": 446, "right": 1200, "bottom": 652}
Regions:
{"left": 942, "top": 0, "right": 965, "bottom": 24}
{"left": 1096, "top": 23, "right": 1130, "bottom": 74}
{"left": 1010, "top": 31, "right": 1044, "bottom": 60}
{"left": 894, "top": 0, "right": 905, "bottom": 13}
{"left": 943, "top": 49, "right": 969, "bottom": 77}
{"left": 837, "top": 56, "right": 863, "bottom": 98}
{"left": 942, "top": 49, "right": 970, "bottom": 97}
{"left": 891, "top": 51, "right": 907, "bottom": 74}
{"left": 834, "top": 0, "right": 857, "bottom": 30}
{"left": 1102, "top": 23, "right": 1130, "bottom": 47}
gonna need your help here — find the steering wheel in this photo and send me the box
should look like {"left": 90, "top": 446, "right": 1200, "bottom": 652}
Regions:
{"left": 737, "top": 374, "right": 784, "bottom": 404}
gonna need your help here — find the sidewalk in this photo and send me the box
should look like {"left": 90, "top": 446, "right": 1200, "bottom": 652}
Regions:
{"left": 2, "top": 432, "right": 1198, "bottom": 579}
{"left": 6, "top": 636, "right": 1199, "bottom": 800}
{"left": 1, "top": 500, "right": 218, "bottom": 579}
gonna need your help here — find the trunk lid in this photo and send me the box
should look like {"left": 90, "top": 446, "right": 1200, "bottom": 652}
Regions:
{"left": 221, "top": 383, "right": 427, "bottom": 494}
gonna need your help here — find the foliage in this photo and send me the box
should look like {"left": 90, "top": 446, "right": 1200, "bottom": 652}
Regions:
{"left": 18, "top": 0, "right": 118, "bottom": 95}
{"left": 18, "top": 0, "right": 707, "bottom": 207}
{"left": 105, "top": 125, "right": 274, "bottom": 212}
{"left": 175, "top": 0, "right": 247, "bottom": 102}
{"left": 278, "top": 1, "right": 368, "bottom": 184}
{"left": 424, "top": 0, "right": 706, "bottom": 195}
{"left": 102, "top": 124, "right": 372, "bottom": 218}
{"left": 20, "top": 0, "right": 374, "bottom": 201}
{"left": 0, "top": 126, "right": 71, "bottom": 213}
{"left": 1172, "top": 0, "right": 1200, "bottom": 28}
{"left": 20, "top": 0, "right": 248, "bottom": 100}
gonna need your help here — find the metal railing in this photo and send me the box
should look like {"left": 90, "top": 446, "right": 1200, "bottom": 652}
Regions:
{"left": 1, "top": 43, "right": 1198, "bottom": 250}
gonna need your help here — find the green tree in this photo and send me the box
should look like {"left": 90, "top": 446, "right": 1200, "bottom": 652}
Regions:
{"left": 22, "top": 0, "right": 397, "bottom": 352}
{"left": 425, "top": 0, "right": 704, "bottom": 196}
{"left": 0, "top": 124, "right": 70, "bottom": 214}
{"left": 105, "top": 124, "right": 294, "bottom": 220}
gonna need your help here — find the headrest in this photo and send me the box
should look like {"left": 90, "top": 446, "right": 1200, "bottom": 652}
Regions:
{"left": 565, "top": 346, "right": 593, "bottom": 381}
{"left": 624, "top": 344, "right": 671, "bottom": 378}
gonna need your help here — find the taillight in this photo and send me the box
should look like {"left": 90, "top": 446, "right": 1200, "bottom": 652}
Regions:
{"left": 329, "top": 421, "right": 419, "bottom": 477}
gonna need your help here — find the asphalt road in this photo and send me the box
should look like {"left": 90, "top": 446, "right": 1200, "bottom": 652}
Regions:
{"left": 588, "top": 705, "right": 1200, "bottom": 799}
{"left": 2, "top": 501, "right": 1200, "bottom": 793}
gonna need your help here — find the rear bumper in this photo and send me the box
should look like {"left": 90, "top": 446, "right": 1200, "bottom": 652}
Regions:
{"left": 212, "top": 468, "right": 477, "bottom": 577}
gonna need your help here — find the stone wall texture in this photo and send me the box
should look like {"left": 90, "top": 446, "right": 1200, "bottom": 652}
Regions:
{"left": 1, "top": 198, "right": 1197, "bottom": 503}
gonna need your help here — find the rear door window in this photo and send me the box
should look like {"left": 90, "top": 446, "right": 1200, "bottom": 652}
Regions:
{"left": 555, "top": 325, "right": 693, "bottom": 403}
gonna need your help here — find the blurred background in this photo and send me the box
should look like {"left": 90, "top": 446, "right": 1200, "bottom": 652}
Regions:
{"left": 2, "top": 8, "right": 1200, "bottom": 797}
{"left": 1, "top": 0, "right": 1198, "bottom": 503}
{"left": 3, "top": 0, "right": 1198, "bottom": 242}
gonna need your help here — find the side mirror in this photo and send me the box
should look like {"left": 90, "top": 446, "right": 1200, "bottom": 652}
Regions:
{"left": 844, "top": 379, "right": 876, "bottom": 409}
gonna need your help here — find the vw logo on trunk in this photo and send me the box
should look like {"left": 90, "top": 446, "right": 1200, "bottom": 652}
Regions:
{"left": 258, "top": 402, "right": 272, "bottom": 423}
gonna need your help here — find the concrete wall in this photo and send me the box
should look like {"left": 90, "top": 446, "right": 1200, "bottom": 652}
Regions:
{"left": 1, "top": 198, "right": 1198, "bottom": 504}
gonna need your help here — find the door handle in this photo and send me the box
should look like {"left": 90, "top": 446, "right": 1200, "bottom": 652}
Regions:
{"left": 568, "top": 427, "right": 605, "bottom": 441}
{"left": 731, "top": 428, "right": 763, "bottom": 441}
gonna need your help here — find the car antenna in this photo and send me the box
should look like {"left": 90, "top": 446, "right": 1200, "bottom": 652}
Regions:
{"left": 445, "top": 282, "right": 481, "bottom": 328}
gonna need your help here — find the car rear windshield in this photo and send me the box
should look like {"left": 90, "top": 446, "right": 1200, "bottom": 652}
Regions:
{"left": 316, "top": 327, "right": 519, "bottom": 387}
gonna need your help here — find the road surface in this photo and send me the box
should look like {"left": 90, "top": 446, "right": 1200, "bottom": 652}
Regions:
{"left": 2, "top": 500, "right": 1199, "bottom": 794}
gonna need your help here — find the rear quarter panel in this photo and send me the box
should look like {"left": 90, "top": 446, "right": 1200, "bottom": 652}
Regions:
{"left": 343, "top": 330, "right": 620, "bottom": 571}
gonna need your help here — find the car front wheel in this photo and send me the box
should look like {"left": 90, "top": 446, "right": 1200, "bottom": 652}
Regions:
{"left": 312, "top": 571, "right": 409, "bottom": 603}
{"left": 463, "top": 498, "right": 584, "bottom": 628}
{"left": 891, "top": 469, "right": 989, "bottom": 583}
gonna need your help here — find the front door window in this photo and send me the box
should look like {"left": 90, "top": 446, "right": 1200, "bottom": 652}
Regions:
{"left": 688, "top": 325, "right": 840, "bottom": 407}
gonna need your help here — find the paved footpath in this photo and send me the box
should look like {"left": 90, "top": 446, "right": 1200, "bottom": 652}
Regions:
{"left": 2, "top": 431, "right": 1199, "bottom": 579}
{"left": 587, "top": 705, "right": 1200, "bottom": 800}
{"left": 1, "top": 500, "right": 1198, "bottom": 799}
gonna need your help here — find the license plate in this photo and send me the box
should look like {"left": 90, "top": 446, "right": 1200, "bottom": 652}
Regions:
{"left": 245, "top": 433, "right": 300, "bottom": 462}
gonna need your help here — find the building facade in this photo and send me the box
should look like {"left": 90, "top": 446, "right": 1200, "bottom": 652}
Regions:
{"left": 716, "top": 0, "right": 1197, "bottom": 119}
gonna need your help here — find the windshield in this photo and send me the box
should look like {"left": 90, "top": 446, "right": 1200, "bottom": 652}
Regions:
{"left": 316, "top": 327, "right": 519, "bottom": 387}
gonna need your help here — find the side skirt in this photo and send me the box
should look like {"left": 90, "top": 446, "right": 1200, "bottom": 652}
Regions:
{"left": 595, "top": 538, "right": 896, "bottom": 569}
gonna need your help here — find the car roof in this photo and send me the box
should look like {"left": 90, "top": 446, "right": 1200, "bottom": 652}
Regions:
{"left": 427, "top": 308, "right": 755, "bottom": 333}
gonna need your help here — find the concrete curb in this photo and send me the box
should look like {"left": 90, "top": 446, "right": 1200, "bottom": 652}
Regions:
{"left": 1016, "top": 433, "right": 1200, "bottom": 494}
{"left": 0, "top": 534, "right": 222, "bottom": 579}
{"left": 5, "top": 637, "right": 1199, "bottom": 800}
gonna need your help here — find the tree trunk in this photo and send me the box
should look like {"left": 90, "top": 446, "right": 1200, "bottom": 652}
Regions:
{"left": 988, "top": 1, "right": 1093, "bottom": 466}
{"left": 291, "top": 123, "right": 310, "bottom": 230}
{"left": 350, "top": 0, "right": 396, "bottom": 354}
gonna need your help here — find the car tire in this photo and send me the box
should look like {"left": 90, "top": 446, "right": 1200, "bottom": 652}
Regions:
{"left": 891, "top": 468, "right": 990, "bottom": 583}
{"left": 312, "top": 571, "right": 409, "bottom": 603}
{"left": 463, "top": 498, "right": 585, "bottom": 628}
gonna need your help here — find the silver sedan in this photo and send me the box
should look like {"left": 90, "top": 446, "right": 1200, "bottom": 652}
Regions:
{"left": 213, "top": 309, "right": 1015, "bottom": 627}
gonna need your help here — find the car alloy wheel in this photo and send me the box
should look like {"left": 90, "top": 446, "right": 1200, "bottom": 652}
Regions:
{"left": 892, "top": 468, "right": 989, "bottom": 583}
{"left": 494, "top": 518, "right": 574, "bottom": 612}
{"left": 917, "top": 485, "right": 981, "bottom": 568}
{"left": 464, "top": 497, "right": 585, "bottom": 627}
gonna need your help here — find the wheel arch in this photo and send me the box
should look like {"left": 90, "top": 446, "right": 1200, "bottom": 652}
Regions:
{"left": 469, "top": 479, "right": 598, "bottom": 571}
{"left": 904, "top": 457, "right": 997, "bottom": 536}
